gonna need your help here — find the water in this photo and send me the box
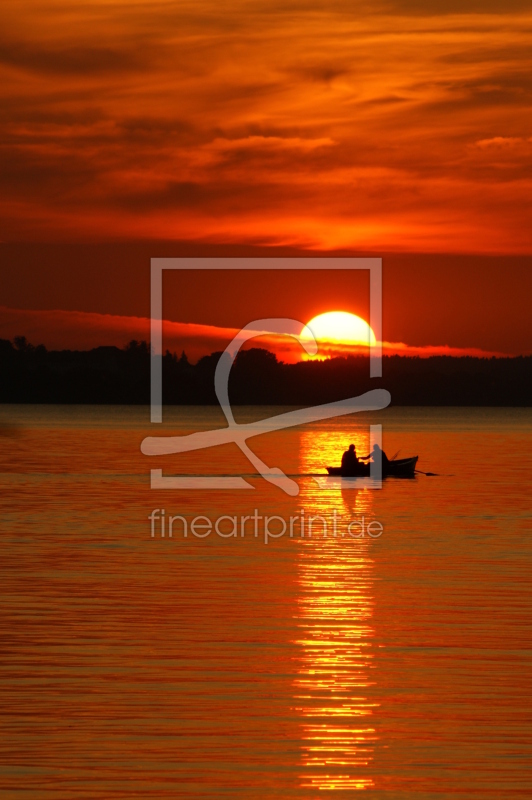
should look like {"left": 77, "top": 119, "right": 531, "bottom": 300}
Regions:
{"left": 1, "top": 405, "right": 531, "bottom": 798}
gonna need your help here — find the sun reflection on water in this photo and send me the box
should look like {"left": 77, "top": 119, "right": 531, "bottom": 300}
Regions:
{"left": 295, "top": 430, "right": 379, "bottom": 791}
{"left": 300, "top": 428, "right": 372, "bottom": 476}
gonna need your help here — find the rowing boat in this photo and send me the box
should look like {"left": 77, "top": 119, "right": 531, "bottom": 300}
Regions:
{"left": 326, "top": 456, "right": 418, "bottom": 478}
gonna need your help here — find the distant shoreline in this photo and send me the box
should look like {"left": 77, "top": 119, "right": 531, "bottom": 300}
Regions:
{"left": 1, "top": 338, "right": 531, "bottom": 407}
{"left": 2, "top": 400, "right": 532, "bottom": 409}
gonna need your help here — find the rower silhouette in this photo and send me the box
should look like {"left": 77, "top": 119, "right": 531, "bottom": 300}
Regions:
{"left": 341, "top": 443, "right": 360, "bottom": 471}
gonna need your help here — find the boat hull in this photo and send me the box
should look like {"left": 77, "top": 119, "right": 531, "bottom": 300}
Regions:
{"left": 326, "top": 456, "right": 418, "bottom": 478}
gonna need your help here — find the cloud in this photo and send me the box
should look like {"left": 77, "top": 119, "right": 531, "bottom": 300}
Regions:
{"left": 474, "top": 136, "right": 532, "bottom": 148}
{"left": 0, "top": 2, "right": 531, "bottom": 252}
{"left": 0, "top": 306, "right": 238, "bottom": 361}
{"left": 383, "top": 0, "right": 531, "bottom": 14}
{"left": 0, "top": 38, "right": 152, "bottom": 75}
{"left": 0, "top": 306, "right": 516, "bottom": 361}
{"left": 206, "top": 135, "right": 335, "bottom": 154}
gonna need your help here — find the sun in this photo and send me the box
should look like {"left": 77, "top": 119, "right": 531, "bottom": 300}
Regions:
{"left": 305, "top": 311, "right": 376, "bottom": 347}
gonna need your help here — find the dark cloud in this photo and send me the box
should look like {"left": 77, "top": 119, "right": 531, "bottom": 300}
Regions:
{"left": 288, "top": 63, "right": 352, "bottom": 84}
{"left": 115, "top": 181, "right": 213, "bottom": 211}
{"left": 0, "top": 105, "right": 106, "bottom": 127}
{"left": 0, "top": 37, "right": 152, "bottom": 76}
{"left": 0, "top": 146, "right": 100, "bottom": 199}
{"left": 358, "top": 94, "right": 410, "bottom": 107}
{"left": 109, "top": 179, "right": 294, "bottom": 214}
{"left": 440, "top": 45, "right": 532, "bottom": 65}
{"left": 417, "top": 70, "right": 532, "bottom": 112}
{"left": 381, "top": 0, "right": 531, "bottom": 13}
{"left": 117, "top": 117, "right": 202, "bottom": 146}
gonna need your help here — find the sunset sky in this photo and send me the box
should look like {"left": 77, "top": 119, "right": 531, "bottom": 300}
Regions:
{"left": 1, "top": 0, "right": 531, "bottom": 356}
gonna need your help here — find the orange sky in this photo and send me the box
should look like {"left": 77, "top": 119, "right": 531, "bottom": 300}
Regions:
{"left": 0, "top": 305, "right": 512, "bottom": 360}
{"left": 1, "top": 1, "right": 531, "bottom": 355}
{"left": 1, "top": 0, "right": 532, "bottom": 252}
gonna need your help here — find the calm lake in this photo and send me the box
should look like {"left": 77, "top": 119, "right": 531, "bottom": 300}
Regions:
{"left": 1, "top": 405, "right": 531, "bottom": 798}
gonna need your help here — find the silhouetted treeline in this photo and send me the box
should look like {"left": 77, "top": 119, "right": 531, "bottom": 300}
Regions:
{"left": 1, "top": 337, "right": 531, "bottom": 406}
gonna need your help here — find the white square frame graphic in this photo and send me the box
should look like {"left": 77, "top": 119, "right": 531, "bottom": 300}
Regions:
{"left": 150, "top": 257, "right": 382, "bottom": 423}
{"left": 147, "top": 257, "right": 384, "bottom": 490}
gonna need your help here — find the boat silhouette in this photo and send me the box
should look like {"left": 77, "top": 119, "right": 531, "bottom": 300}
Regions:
{"left": 326, "top": 455, "right": 418, "bottom": 478}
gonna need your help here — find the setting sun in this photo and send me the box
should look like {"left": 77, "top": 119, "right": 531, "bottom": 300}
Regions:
{"left": 306, "top": 311, "right": 376, "bottom": 347}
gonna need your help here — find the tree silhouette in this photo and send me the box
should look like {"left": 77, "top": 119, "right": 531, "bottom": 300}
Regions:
{"left": 0, "top": 337, "right": 530, "bottom": 406}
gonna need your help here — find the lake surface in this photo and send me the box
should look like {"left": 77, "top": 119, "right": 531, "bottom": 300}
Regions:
{"left": 1, "top": 405, "right": 531, "bottom": 798}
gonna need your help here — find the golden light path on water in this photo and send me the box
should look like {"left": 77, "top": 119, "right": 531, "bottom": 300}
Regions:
{"left": 294, "top": 430, "right": 379, "bottom": 790}
{"left": 1, "top": 407, "right": 531, "bottom": 797}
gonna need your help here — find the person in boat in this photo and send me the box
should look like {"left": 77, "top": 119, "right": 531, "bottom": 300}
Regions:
{"left": 341, "top": 443, "right": 360, "bottom": 471}
{"left": 360, "top": 443, "right": 390, "bottom": 470}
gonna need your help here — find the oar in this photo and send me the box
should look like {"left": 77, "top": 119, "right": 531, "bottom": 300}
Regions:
{"left": 390, "top": 449, "right": 401, "bottom": 461}
{"left": 415, "top": 468, "right": 439, "bottom": 476}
